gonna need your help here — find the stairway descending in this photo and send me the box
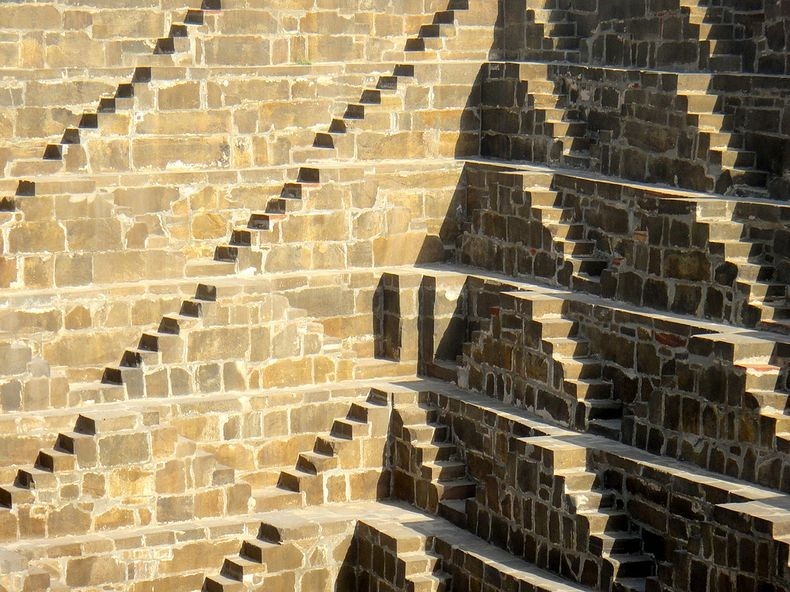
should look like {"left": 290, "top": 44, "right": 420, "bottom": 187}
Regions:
{"left": 524, "top": 5, "right": 582, "bottom": 63}
{"left": 531, "top": 186, "right": 608, "bottom": 293}
{"left": 212, "top": 0, "right": 476, "bottom": 276}
{"left": 4, "top": 0, "right": 222, "bottom": 182}
{"left": 392, "top": 390, "right": 476, "bottom": 526}
{"left": 465, "top": 289, "right": 623, "bottom": 437}
{"left": 678, "top": 0, "right": 749, "bottom": 72}
{"left": 310, "top": 69, "right": 414, "bottom": 160}
{"left": 677, "top": 75, "right": 769, "bottom": 194}
{"left": 273, "top": 389, "right": 390, "bottom": 505}
{"left": 523, "top": 63, "right": 593, "bottom": 169}
{"left": 519, "top": 436, "right": 656, "bottom": 592}
{"left": 0, "top": 405, "right": 248, "bottom": 542}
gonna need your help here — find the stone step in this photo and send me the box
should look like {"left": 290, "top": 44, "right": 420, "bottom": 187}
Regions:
{"left": 554, "top": 238, "right": 595, "bottom": 256}
{"left": 203, "top": 573, "right": 244, "bottom": 592}
{"left": 527, "top": 8, "right": 574, "bottom": 23}
{"left": 609, "top": 554, "right": 656, "bottom": 579}
{"left": 437, "top": 498, "right": 467, "bottom": 527}
{"left": 713, "top": 239, "right": 760, "bottom": 260}
{"left": 220, "top": 555, "right": 265, "bottom": 581}
{"left": 406, "top": 571, "right": 451, "bottom": 592}
{"left": 538, "top": 318, "right": 578, "bottom": 338}
{"left": 744, "top": 281, "right": 787, "bottom": 301}
{"left": 399, "top": 551, "right": 441, "bottom": 576}
{"left": 295, "top": 451, "right": 337, "bottom": 475}
{"left": 581, "top": 399, "right": 623, "bottom": 421}
{"left": 402, "top": 423, "right": 450, "bottom": 443}
{"left": 421, "top": 460, "right": 467, "bottom": 481}
{"left": 510, "top": 293, "right": 565, "bottom": 318}
{"left": 588, "top": 418, "right": 622, "bottom": 440}
{"left": 746, "top": 389, "right": 789, "bottom": 411}
{"left": 433, "top": 479, "right": 476, "bottom": 500}
{"left": 720, "top": 166, "right": 768, "bottom": 189}
{"left": 758, "top": 302, "right": 790, "bottom": 321}
{"left": 567, "top": 489, "right": 617, "bottom": 512}
{"left": 579, "top": 508, "right": 631, "bottom": 533}
{"left": 561, "top": 150, "right": 592, "bottom": 169}
{"left": 559, "top": 472, "right": 599, "bottom": 497}
{"left": 276, "top": 468, "right": 313, "bottom": 493}
{"left": 546, "top": 222, "right": 585, "bottom": 239}
{"left": 526, "top": 189, "right": 563, "bottom": 207}
{"left": 527, "top": 79, "right": 559, "bottom": 94}
{"left": 555, "top": 356, "right": 603, "bottom": 380}
{"left": 703, "top": 220, "right": 746, "bottom": 240}
{"left": 542, "top": 337, "right": 590, "bottom": 357}
{"left": 35, "top": 448, "right": 76, "bottom": 473}
{"left": 531, "top": 93, "right": 566, "bottom": 109}
{"left": 15, "top": 466, "right": 58, "bottom": 490}
{"left": 331, "top": 417, "right": 370, "bottom": 439}
{"left": 705, "top": 39, "right": 746, "bottom": 56}
{"left": 696, "top": 22, "right": 739, "bottom": 39}
{"left": 709, "top": 148, "right": 756, "bottom": 169}
{"left": 546, "top": 120, "right": 587, "bottom": 137}
{"left": 682, "top": 93, "right": 719, "bottom": 112}
{"left": 733, "top": 261, "right": 774, "bottom": 282}
{"left": 415, "top": 442, "right": 457, "bottom": 463}
{"left": 531, "top": 205, "right": 574, "bottom": 223}
{"left": 55, "top": 431, "right": 95, "bottom": 459}
{"left": 348, "top": 399, "right": 388, "bottom": 423}
{"left": 687, "top": 112, "right": 733, "bottom": 131}
{"left": 700, "top": 130, "right": 743, "bottom": 150}
{"left": 589, "top": 532, "right": 643, "bottom": 555}
{"left": 564, "top": 378, "right": 612, "bottom": 400}
{"left": 397, "top": 405, "right": 440, "bottom": 426}
{"left": 565, "top": 256, "right": 608, "bottom": 276}
{"left": 0, "top": 484, "right": 35, "bottom": 508}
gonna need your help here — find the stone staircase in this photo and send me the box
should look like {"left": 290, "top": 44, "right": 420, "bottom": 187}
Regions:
{"left": 3, "top": 1, "right": 221, "bottom": 181}
{"left": 391, "top": 390, "right": 477, "bottom": 523}
{"left": 353, "top": 518, "right": 452, "bottom": 592}
{"left": 518, "top": 436, "right": 656, "bottom": 592}
{"left": 667, "top": 331, "right": 790, "bottom": 489}
{"left": 679, "top": 0, "right": 750, "bottom": 71}
{"left": 524, "top": 5, "right": 582, "bottom": 63}
{"left": 463, "top": 167, "right": 609, "bottom": 294}
{"left": 0, "top": 0, "right": 788, "bottom": 590}
{"left": 0, "top": 405, "right": 250, "bottom": 542}
{"left": 482, "top": 62, "right": 594, "bottom": 170}
{"left": 461, "top": 288, "right": 623, "bottom": 436}
{"left": 677, "top": 73, "right": 769, "bottom": 194}
{"left": 273, "top": 389, "right": 391, "bottom": 505}
{"left": 201, "top": 0, "right": 489, "bottom": 277}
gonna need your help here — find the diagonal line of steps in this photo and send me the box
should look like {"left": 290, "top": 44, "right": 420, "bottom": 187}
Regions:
{"left": 3, "top": 3, "right": 223, "bottom": 185}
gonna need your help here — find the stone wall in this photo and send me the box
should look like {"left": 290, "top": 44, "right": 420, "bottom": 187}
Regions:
{"left": 459, "top": 160, "right": 790, "bottom": 328}
{"left": 424, "top": 386, "right": 790, "bottom": 592}
{"left": 480, "top": 62, "right": 790, "bottom": 191}
{"left": 452, "top": 278, "right": 790, "bottom": 490}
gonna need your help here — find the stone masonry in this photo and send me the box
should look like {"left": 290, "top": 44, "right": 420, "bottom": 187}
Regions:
{"left": 0, "top": 0, "right": 788, "bottom": 591}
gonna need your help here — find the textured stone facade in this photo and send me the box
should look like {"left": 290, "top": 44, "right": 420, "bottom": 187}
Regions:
{"left": 0, "top": 0, "right": 788, "bottom": 591}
